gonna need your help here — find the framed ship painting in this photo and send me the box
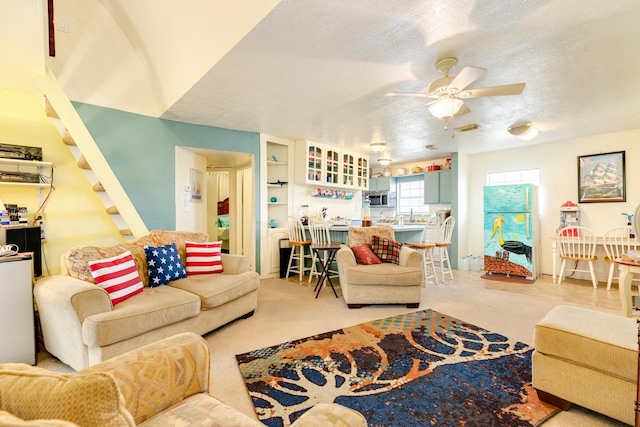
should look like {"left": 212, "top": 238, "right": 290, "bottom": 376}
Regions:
{"left": 578, "top": 151, "right": 625, "bottom": 203}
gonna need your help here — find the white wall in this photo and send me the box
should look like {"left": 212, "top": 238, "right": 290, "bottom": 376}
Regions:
{"left": 175, "top": 147, "right": 207, "bottom": 232}
{"left": 465, "top": 128, "right": 640, "bottom": 281}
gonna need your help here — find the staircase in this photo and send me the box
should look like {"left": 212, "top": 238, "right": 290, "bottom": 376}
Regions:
{"left": 43, "top": 94, "right": 142, "bottom": 239}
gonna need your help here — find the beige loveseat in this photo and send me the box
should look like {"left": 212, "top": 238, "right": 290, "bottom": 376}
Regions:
{"left": 0, "top": 332, "right": 367, "bottom": 426}
{"left": 336, "top": 226, "right": 423, "bottom": 308}
{"left": 34, "top": 230, "right": 259, "bottom": 371}
{"left": 533, "top": 305, "right": 638, "bottom": 425}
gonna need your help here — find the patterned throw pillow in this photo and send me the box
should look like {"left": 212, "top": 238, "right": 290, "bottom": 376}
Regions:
{"left": 88, "top": 251, "right": 144, "bottom": 305}
{"left": 144, "top": 243, "right": 187, "bottom": 287}
{"left": 351, "top": 244, "right": 382, "bottom": 265}
{"left": 370, "top": 235, "right": 402, "bottom": 265}
{"left": 185, "top": 241, "right": 224, "bottom": 275}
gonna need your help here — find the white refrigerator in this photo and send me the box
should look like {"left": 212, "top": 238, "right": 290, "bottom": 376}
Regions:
{"left": 0, "top": 253, "right": 35, "bottom": 364}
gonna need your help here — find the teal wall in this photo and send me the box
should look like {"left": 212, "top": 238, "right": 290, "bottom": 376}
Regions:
{"left": 73, "top": 102, "right": 262, "bottom": 268}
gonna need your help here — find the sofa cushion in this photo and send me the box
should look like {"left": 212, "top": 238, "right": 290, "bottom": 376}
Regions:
{"left": 88, "top": 251, "right": 144, "bottom": 305}
{"left": 82, "top": 286, "right": 201, "bottom": 347}
{"left": 344, "top": 263, "right": 423, "bottom": 286}
{"left": 168, "top": 272, "right": 259, "bottom": 310}
{"left": 0, "top": 364, "right": 134, "bottom": 427}
{"left": 370, "top": 236, "right": 402, "bottom": 264}
{"left": 144, "top": 244, "right": 187, "bottom": 287}
{"left": 138, "top": 393, "right": 263, "bottom": 427}
{"left": 185, "top": 241, "right": 223, "bottom": 275}
{"left": 351, "top": 244, "right": 381, "bottom": 265}
{"left": 347, "top": 226, "right": 394, "bottom": 247}
{"left": 0, "top": 411, "right": 79, "bottom": 427}
{"left": 64, "top": 235, "right": 156, "bottom": 286}
{"left": 149, "top": 230, "right": 207, "bottom": 265}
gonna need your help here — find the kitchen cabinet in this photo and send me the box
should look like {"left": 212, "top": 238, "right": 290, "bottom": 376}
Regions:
{"left": 266, "top": 228, "right": 289, "bottom": 276}
{"left": 369, "top": 176, "right": 392, "bottom": 192}
{"left": 296, "top": 141, "right": 368, "bottom": 190}
{"left": 424, "top": 170, "right": 451, "bottom": 204}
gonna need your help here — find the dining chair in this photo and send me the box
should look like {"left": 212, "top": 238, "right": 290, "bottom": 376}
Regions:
{"left": 308, "top": 216, "right": 339, "bottom": 284}
{"left": 286, "top": 216, "right": 312, "bottom": 282}
{"left": 557, "top": 226, "right": 598, "bottom": 288}
{"left": 433, "top": 216, "right": 456, "bottom": 283}
{"left": 602, "top": 225, "right": 640, "bottom": 290}
{"left": 406, "top": 216, "right": 441, "bottom": 286}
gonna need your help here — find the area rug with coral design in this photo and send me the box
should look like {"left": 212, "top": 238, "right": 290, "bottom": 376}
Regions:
{"left": 236, "top": 309, "right": 559, "bottom": 427}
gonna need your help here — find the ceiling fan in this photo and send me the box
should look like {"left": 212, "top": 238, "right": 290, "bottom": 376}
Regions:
{"left": 386, "top": 57, "right": 526, "bottom": 122}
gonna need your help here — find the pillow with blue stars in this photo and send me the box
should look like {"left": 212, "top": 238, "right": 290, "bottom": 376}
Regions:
{"left": 144, "top": 243, "right": 187, "bottom": 287}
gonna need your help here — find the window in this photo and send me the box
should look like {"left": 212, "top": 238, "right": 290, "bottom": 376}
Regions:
{"left": 487, "top": 169, "right": 539, "bottom": 186}
{"left": 396, "top": 175, "right": 430, "bottom": 215}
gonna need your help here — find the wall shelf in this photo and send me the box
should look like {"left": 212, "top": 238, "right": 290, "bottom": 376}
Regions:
{"left": 0, "top": 158, "right": 54, "bottom": 187}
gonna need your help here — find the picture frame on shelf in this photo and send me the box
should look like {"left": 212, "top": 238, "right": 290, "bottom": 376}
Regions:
{"left": 577, "top": 151, "right": 625, "bottom": 203}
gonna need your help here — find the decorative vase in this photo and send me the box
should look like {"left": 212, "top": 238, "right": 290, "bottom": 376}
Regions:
{"left": 270, "top": 196, "right": 277, "bottom": 203}
{"left": 269, "top": 219, "right": 278, "bottom": 228}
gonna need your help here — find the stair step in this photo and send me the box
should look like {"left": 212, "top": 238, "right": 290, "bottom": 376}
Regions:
{"left": 120, "top": 229, "right": 133, "bottom": 236}
{"left": 77, "top": 156, "right": 91, "bottom": 170}
{"left": 106, "top": 206, "right": 119, "bottom": 215}
{"left": 62, "top": 129, "right": 76, "bottom": 146}
{"left": 92, "top": 182, "right": 105, "bottom": 192}
{"left": 44, "top": 97, "right": 59, "bottom": 118}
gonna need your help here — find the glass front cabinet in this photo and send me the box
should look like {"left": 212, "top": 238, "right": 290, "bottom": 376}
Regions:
{"left": 296, "top": 141, "right": 369, "bottom": 190}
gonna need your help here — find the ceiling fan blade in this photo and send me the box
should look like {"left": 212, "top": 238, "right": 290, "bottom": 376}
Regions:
{"left": 448, "top": 66, "right": 486, "bottom": 92}
{"left": 384, "top": 92, "right": 430, "bottom": 98}
{"left": 461, "top": 83, "right": 526, "bottom": 98}
{"left": 454, "top": 103, "right": 470, "bottom": 117}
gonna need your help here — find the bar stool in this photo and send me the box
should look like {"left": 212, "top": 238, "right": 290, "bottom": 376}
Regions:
{"left": 433, "top": 216, "right": 456, "bottom": 283}
{"left": 406, "top": 216, "right": 441, "bottom": 286}
{"left": 308, "top": 216, "right": 339, "bottom": 285}
{"left": 286, "top": 216, "right": 312, "bottom": 282}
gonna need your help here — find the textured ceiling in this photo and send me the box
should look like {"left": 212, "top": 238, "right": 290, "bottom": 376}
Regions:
{"left": 52, "top": 0, "right": 640, "bottom": 165}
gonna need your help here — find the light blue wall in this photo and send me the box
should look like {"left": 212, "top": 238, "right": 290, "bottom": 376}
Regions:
{"left": 73, "top": 102, "right": 262, "bottom": 268}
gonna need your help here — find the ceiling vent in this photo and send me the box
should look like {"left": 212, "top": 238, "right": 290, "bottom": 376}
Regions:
{"left": 454, "top": 123, "right": 480, "bottom": 133}
{"left": 425, "top": 144, "right": 440, "bottom": 150}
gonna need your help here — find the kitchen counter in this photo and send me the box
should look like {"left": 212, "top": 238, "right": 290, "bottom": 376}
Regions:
{"left": 321, "top": 224, "right": 424, "bottom": 243}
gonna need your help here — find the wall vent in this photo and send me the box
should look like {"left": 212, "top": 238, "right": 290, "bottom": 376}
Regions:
{"left": 455, "top": 123, "right": 480, "bottom": 133}
{"left": 424, "top": 144, "right": 440, "bottom": 150}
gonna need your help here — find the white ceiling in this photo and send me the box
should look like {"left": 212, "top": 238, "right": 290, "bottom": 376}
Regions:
{"left": 49, "top": 0, "right": 640, "bottom": 165}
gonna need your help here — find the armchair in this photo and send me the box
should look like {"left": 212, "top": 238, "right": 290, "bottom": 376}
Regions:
{"left": 0, "top": 333, "right": 367, "bottom": 426}
{"left": 336, "top": 226, "right": 423, "bottom": 308}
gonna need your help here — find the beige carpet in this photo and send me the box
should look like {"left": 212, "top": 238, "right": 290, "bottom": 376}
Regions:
{"left": 39, "top": 271, "right": 630, "bottom": 426}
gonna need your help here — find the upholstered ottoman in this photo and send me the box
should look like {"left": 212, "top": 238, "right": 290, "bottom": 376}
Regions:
{"left": 532, "top": 305, "right": 638, "bottom": 425}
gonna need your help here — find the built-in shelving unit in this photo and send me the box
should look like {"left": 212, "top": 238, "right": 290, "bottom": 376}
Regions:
{"left": 0, "top": 158, "right": 54, "bottom": 188}
{"left": 266, "top": 142, "right": 290, "bottom": 229}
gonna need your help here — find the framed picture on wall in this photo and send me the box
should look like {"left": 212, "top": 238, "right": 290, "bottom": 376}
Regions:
{"left": 190, "top": 168, "right": 202, "bottom": 202}
{"left": 577, "top": 151, "right": 625, "bottom": 203}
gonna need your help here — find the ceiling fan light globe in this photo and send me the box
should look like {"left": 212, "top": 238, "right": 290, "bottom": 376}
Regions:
{"left": 508, "top": 123, "right": 540, "bottom": 141}
{"left": 369, "top": 142, "right": 387, "bottom": 152}
{"left": 378, "top": 158, "right": 392, "bottom": 166}
{"left": 428, "top": 98, "right": 464, "bottom": 120}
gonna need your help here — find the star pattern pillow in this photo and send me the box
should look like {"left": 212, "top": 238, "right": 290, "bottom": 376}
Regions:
{"left": 144, "top": 243, "right": 187, "bottom": 287}
{"left": 370, "top": 235, "right": 402, "bottom": 265}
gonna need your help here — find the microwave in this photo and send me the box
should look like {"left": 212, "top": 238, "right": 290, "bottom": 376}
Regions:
{"left": 366, "top": 191, "right": 396, "bottom": 207}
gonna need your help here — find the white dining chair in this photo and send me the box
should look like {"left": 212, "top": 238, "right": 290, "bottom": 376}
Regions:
{"left": 406, "top": 216, "right": 441, "bottom": 286}
{"left": 602, "top": 225, "right": 640, "bottom": 290}
{"left": 557, "top": 226, "right": 598, "bottom": 288}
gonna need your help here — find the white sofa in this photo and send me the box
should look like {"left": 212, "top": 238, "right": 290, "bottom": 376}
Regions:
{"left": 34, "top": 230, "right": 259, "bottom": 371}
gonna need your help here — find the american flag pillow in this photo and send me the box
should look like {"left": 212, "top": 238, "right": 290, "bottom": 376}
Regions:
{"left": 144, "top": 243, "right": 187, "bottom": 286}
{"left": 185, "top": 241, "right": 223, "bottom": 275}
{"left": 88, "top": 251, "right": 144, "bottom": 305}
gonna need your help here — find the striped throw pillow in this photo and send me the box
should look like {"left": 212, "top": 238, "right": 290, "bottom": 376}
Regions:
{"left": 88, "top": 251, "right": 144, "bottom": 305}
{"left": 185, "top": 241, "right": 223, "bottom": 275}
